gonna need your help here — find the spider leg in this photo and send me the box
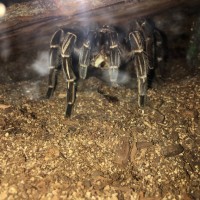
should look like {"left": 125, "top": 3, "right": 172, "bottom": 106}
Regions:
{"left": 134, "top": 53, "right": 148, "bottom": 106}
{"left": 79, "top": 31, "right": 94, "bottom": 79}
{"left": 154, "top": 29, "right": 167, "bottom": 79}
{"left": 139, "top": 19, "right": 155, "bottom": 69}
{"left": 46, "top": 29, "right": 64, "bottom": 98}
{"left": 129, "top": 31, "right": 149, "bottom": 107}
{"left": 61, "top": 32, "right": 77, "bottom": 117}
{"left": 109, "top": 31, "right": 121, "bottom": 82}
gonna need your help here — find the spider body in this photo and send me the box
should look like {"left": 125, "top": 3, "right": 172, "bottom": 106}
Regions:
{"left": 46, "top": 19, "right": 166, "bottom": 117}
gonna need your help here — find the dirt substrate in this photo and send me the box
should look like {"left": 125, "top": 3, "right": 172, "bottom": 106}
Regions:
{"left": 0, "top": 68, "right": 200, "bottom": 199}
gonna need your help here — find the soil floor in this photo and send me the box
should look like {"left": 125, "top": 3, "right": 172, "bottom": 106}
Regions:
{"left": 0, "top": 63, "right": 200, "bottom": 199}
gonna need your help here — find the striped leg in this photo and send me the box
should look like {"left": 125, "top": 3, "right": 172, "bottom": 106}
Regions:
{"left": 134, "top": 53, "right": 148, "bottom": 106}
{"left": 46, "top": 29, "right": 64, "bottom": 98}
{"left": 109, "top": 31, "right": 121, "bottom": 82}
{"left": 129, "top": 31, "right": 149, "bottom": 106}
{"left": 154, "top": 29, "right": 166, "bottom": 79}
{"left": 61, "top": 32, "right": 77, "bottom": 117}
{"left": 79, "top": 31, "right": 94, "bottom": 79}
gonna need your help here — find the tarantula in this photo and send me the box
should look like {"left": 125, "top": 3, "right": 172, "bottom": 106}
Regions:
{"left": 46, "top": 19, "right": 166, "bottom": 117}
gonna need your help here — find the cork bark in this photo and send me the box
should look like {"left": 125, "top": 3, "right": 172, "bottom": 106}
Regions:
{"left": 0, "top": 0, "right": 199, "bottom": 55}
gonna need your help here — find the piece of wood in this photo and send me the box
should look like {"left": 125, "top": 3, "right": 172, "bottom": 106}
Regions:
{"left": 0, "top": 0, "right": 200, "bottom": 55}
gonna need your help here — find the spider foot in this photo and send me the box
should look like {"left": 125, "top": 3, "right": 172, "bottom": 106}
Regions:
{"left": 65, "top": 104, "right": 73, "bottom": 118}
{"left": 46, "top": 87, "right": 54, "bottom": 99}
{"left": 110, "top": 81, "right": 119, "bottom": 88}
{"left": 109, "top": 67, "right": 119, "bottom": 82}
{"left": 138, "top": 95, "right": 146, "bottom": 107}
